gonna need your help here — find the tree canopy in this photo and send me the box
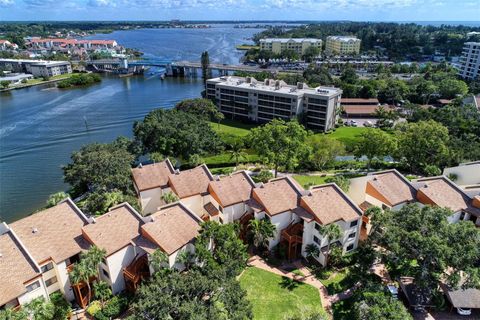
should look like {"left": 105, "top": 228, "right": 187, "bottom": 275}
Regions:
{"left": 354, "top": 291, "right": 412, "bottom": 320}
{"left": 133, "top": 108, "right": 222, "bottom": 160}
{"left": 371, "top": 204, "right": 480, "bottom": 304}
{"left": 354, "top": 129, "right": 396, "bottom": 170}
{"left": 175, "top": 98, "right": 224, "bottom": 123}
{"left": 249, "top": 119, "right": 310, "bottom": 177}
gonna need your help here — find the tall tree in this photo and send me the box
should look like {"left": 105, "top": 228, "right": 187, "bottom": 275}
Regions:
{"left": 318, "top": 224, "right": 342, "bottom": 266}
{"left": 24, "top": 297, "right": 55, "bottom": 320}
{"left": 354, "top": 129, "right": 396, "bottom": 170}
{"left": 354, "top": 292, "right": 412, "bottom": 320}
{"left": 308, "top": 135, "right": 345, "bottom": 170}
{"left": 46, "top": 191, "right": 69, "bottom": 208}
{"left": 371, "top": 204, "right": 480, "bottom": 304}
{"left": 175, "top": 98, "right": 224, "bottom": 123}
{"left": 228, "top": 139, "right": 248, "bottom": 167}
{"left": 249, "top": 119, "right": 310, "bottom": 177}
{"left": 395, "top": 120, "right": 450, "bottom": 173}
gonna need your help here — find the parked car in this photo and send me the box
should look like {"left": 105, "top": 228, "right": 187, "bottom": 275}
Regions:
{"left": 364, "top": 120, "right": 373, "bottom": 127}
{"left": 386, "top": 285, "right": 399, "bottom": 299}
{"left": 457, "top": 308, "right": 472, "bottom": 316}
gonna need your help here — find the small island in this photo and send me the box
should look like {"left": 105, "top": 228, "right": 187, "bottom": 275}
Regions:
{"left": 57, "top": 73, "right": 101, "bottom": 89}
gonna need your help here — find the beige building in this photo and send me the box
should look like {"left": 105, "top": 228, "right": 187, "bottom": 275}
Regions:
{"left": 206, "top": 76, "right": 342, "bottom": 132}
{"left": 259, "top": 38, "right": 322, "bottom": 55}
{"left": 325, "top": 36, "right": 361, "bottom": 55}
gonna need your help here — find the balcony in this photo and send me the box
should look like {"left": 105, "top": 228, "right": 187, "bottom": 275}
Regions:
{"left": 280, "top": 221, "right": 304, "bottom": 260}
{"left": 123, "top": 254, "right": 150, "bottom": 293}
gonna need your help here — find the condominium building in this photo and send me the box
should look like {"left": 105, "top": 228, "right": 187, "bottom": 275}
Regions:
{"left": 325, "top": 36, "right": 361, "bottom": 55}
{"left": 0, "top": 59, "right": 72, "bottom": 78}
{"left": 458, "top": 42, "right": 480, "bottom": 80}
{"left": 259, "top": 38, "right": 322, "bottom": 55}
{"left": 206, "top": 76, "right": 342, "bottom": 132}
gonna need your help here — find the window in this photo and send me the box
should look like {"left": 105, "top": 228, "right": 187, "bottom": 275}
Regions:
{"left": 459, "top": 211, "right": 466, "bottom": 221}
{"left": 313, "top": 236, "right": 320, "bottom": 245}
{"left": 350, "top": 220, "right": 358, "bottom": 228}
{"left": 41, "top": 262, "right": 54, "bottom": 273}
{"left": 26, "top": 281, "right": 41, "bottom": 292}
{"left": 45, "top": 276, "right": 58, "bottom": 287}
{"left": 314, "top": 223, "right": 320, "bottom": 232}
{"left": 102, "top": 268, "right": 110, "bottom": 279}
{"left": 348, "top": 232, "right": 356, "bottom": 239}
{"left": 346, "top": 244, "right": 354, "bottom": 252}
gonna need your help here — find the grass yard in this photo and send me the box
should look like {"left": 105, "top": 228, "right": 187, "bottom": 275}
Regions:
{"left": 321, "top": 127, "right": 369, "bottom": 150}
{"left": 209, "top": 119, "right": 255, "bottom": 138}
{"left": 239, "top": 267, "right": 325, "bottom": 320}
{"left": 203, "top": 149, "right": 260, "bottom": 167}
{"left": 320, "top": 268, "right": 358, "bottom": 295}
{"left": 292, "top": 175, "right": 330, "bottom": 188}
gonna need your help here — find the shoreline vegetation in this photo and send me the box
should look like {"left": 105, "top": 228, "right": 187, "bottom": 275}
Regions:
{"left": 57, "top": 73, "right": 102, "bottom": 89}
{"left": 0, "top": 73, "right": 75, "bottom": 92}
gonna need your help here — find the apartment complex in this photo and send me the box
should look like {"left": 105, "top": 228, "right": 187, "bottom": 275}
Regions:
{"left": 0, "top": 59, "right": 72, "bottom": 78}
{"left": 2, "top": 161, "right": 480, "bottom": 311}
{"left": 26, "top": 38, "right": 118, "bottom": 51}
{"left": 206, "top": 76, "right": 342, "bottom": 132}
{"left": 259, "top": 38, "right": 322, "bottom": 55}
{"left": 325, "top": 36, "right": 361, "bottom": 55}
{"left": 458, "top": 42, "right": 480, "bottom": 80}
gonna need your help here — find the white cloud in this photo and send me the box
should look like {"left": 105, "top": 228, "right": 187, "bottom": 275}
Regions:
{"left": 0, "top": 0, "right": 14, "bottom": 6}
{"left": 263, "top": 0, "right": 420, "bottom": 10}
{"left": 88, "top": 0, "right": 116, "bottom": 6}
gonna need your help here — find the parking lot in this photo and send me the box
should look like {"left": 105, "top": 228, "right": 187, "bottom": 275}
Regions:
{"left": 341, "top": 117, "right": 379, "bottom": 127}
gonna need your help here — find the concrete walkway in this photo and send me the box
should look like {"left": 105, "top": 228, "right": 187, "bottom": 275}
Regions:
{"left": 247, "top": 255, "right": 357, "bottom": 317}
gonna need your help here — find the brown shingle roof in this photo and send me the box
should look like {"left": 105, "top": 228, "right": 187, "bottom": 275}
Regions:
{"left": 168, "top": 165, "right": 214, "bottom": 198}
{"left": 367, "top": 170, "right": 416, "bottom": 206}
{"left": 342, "top": 105, "right": 385, "bottom": 115}
{"left": 82, "top": 203, "right": 144, "bottom": 256}
{"left": 253, "top": 177, "right": 304, "bottom": 216}
{"left": 301, "top": 184, "right": 362, "bottom": 225}
{"left": 10, "top": 199, "right": 90, "bottom": 264}
{"left": 141, "top": 203, "right": 201, "bottom": 255}
{"left": 341, "top": 98, "right": 379, "bottom": 104}
{"left": 415, "top": 177, "right": 480, "bottom": 215}
{"left": 131, "top": 160, "right": 175, "bottom": 192}
{"left": 208, "top": 171, "right": 255, "bottom": 207}
{"left": 0, "top": 229, "right": 40, "bottom": 306}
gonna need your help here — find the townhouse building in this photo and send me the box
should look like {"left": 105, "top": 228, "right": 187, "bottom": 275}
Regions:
{"left": 348, "top": 169, "right": 480, "bottom": 238}
{"left": 259, "top": 38, "right": 322, "bottom": 56}
{"left": 325, "top": 36, "right": 361, "bottom": 55}
{"left": 0, "top": 59, "right": 72, "bottom": 78}
{"left": 206, "top": 76, "right": 342, "bottom": 132}
{"left": 0, "top": 223, "right": 48, "bottom": 310}
{"left": 26, "top": 39, "right": 118, "bottom": 51}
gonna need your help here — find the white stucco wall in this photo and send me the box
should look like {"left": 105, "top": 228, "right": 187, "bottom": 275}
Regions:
{"left": 347, "top": 176, "right": 372, "bottom": 205}
{"left": 222, "top": 202, "right": 247, "bottom": 223}
{"left": 140, "top": 187, "right": 163, "bottom": 215}
{"left": 443, "top": 163, "right": 480, "bottom": 186}
{"left": 180, "top": 194, "right": 208, "bottom": 218}
{"left": 167, "top": 243, "right": 196, "bottom": 271}
{"left": 268, "top": 210, "right": 299, "bottom": 249}
{"left": 55, "top": 260, "right": 76, "bottom": 302}
{"left": 104, "top": 245, "right": 137, "bottom": 295}
{"left": 17, "top": 278, "right": 49, "bottom": 305}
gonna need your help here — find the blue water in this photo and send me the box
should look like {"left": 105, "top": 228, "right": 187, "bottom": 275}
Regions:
{"left": 0, "top": 24, "right": 263, "bottom": 223}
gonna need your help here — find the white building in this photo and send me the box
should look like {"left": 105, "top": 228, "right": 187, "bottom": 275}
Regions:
{"left": 443, "top": 161, "right": 480, "bottom": 187}
{"left": 206, "top": 76, "right": 342, "bottom": 132}
{"left": 0, "top": 59, "right": 72, "bottom": 78}
{"left": 259, "top": 38, "right": 322, "bottom": 55}
{"left": 325, "top": 36, "right": 361, "bottom": 55}
{"left": 458, "top": 42, "right": 480, "bottom": 80}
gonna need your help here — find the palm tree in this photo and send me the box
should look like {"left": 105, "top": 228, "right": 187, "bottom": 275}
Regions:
{"left": 305, "top": 244, "right": 320, "bottom": 261}
{"left": 70, "top": 246, "right": 106, "bottom": 307}
{"left": 248, "top": 218, "right": 275, "bottom": 252}
{"left": 161, "top": 191, "right": 179, "bottom": 204}
{"left": 228, "top": 140, "right": 247, "bottom": 167}
{"left": 24, "top": 297, "right": 54, "bottom": 320}
{"left": 318, "top": 224, "right": 342, "bottom": 266}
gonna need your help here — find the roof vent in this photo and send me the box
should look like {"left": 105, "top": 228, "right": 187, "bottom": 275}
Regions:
{"left": 138, "top": 163, "right": 143, "bottom": 168}
{"left": 91, "top": 217, "right": 96, "bottom": 224}
{"left": 32, "top": 227, "right": 38, "bottom": 234}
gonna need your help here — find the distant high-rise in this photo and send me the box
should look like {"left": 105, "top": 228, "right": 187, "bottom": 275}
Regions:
{"left": 458, "top": 42, "right": 480, "bottom": 80}
{"left": 325, "top": 36, "right": 361, "bottom": 55}
{"left": 259, "top": 38, "right": 322, "bottom": 56}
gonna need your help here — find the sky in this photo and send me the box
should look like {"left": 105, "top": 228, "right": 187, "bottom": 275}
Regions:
{"left": 0, "top": 0, "right": 479, "bottom": 21}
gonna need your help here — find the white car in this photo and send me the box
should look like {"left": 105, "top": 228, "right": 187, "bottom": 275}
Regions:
{"left": 457, "top": 308, "right": 472, "bottom": 316}
{"left": 364, "top": 121, "right": 373, "bottom": 127}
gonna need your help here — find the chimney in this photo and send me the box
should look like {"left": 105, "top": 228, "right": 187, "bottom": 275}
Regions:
{"left": 246, "top": 77, "right": 252, "bottom": 83}
{"left": 264, "top": 79, "right": 270, "bottom": 86}
{"left": 275, "top": 80, "right": 280, "bottom": 90}
{"left": 297, "top": 82, "right": 304, "bottom": 90}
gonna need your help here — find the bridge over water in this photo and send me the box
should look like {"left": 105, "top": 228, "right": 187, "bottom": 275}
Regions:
{"left": 86, "top": 58, "right": 302, "bottom": 76}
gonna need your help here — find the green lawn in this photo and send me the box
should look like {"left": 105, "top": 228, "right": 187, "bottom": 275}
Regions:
{"left": 320, "top": 268, "right": 358, "bottom": 295}
{"left": 209, "top": 119, "right": 255, "bottom": 138}
{"left": 292, "top": 175, "right": 330, "bottom": 188}
{"left": 203, "top": 149, "right": 260, "bottom": 167}
{"left": 239, "top": 267, "right": 325, "bottom": 320}
{"left": 321, "top": 127, "right": 369, "bottom": 150}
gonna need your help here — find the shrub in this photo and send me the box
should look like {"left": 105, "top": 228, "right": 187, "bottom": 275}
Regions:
{"left": 252, "top": 170, "right": 273, "bottom": 183}
{"left": 50, "top": 292, "right": 72, "bottom": 320}
{"left": 447, "top": 173, "right": 458, "bottom": 181}
{"left": 86, "top": 301, "right": 102, "bottom": 317}
{"left": 423, "top": 164, "right": 441, "bottom": 177}
{"left": 101, "top": 295, "right": 129, "bottom": 318}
